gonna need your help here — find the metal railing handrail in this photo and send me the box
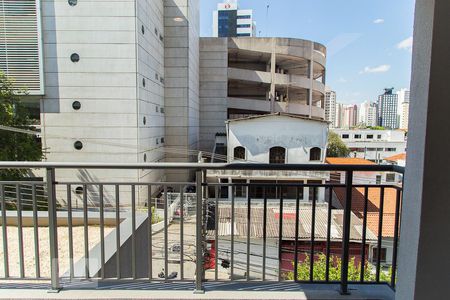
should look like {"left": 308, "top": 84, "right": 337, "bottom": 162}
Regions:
{"left": 0, "top": 161, "right": 405, "bottom": 173}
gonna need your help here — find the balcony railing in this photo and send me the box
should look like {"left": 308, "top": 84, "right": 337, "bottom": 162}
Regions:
{"left": 0, "top": 162, "right": 403, "bottom": 295}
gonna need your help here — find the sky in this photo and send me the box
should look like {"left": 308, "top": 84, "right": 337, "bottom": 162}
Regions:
{"left": 200, "top": 0, "right": 415, "bottom": 105}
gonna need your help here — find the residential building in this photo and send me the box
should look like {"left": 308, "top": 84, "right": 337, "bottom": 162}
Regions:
{"left": 332, "top": 129, "right": 407, "bottom": 163}
{"left": 397, "top": 89, "right": 410, "bottom": 130}
{"left": 341, "top": 104, "right": 358, "bottom": 128}
{"left": 377, "top": 88, "right": 398, "bottom": 129}
{"left": 212, "top": 0, "right": 256, "bottom": 37}
{"left": 335, "top": 103, "right": 344, "bottom": 128}
{"left": 199, "top": 37, "right": 327, "bottom": 152}
{"left": 325, "top": 87, "right": 337, "bottom": 127}
{"left": 384, "top": 153, "right": 406, "bottom": 167}
{"left": 358, "top": 101, "right": 378, "bottom": 127}
{"left": 206, "top": 113, "right": 329, "bottom": 201}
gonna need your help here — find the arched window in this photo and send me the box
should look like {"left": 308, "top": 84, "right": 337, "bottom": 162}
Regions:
{"left": 233, "top": 146, "right": 246, "bottom": 160}
{"left": 269, "top": 147, "right": 286, "bottom": 164}
{"left": 310, "top": 147, "right": 322, "bottom": 161}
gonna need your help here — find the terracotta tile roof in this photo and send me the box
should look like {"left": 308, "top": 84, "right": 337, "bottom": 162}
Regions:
{"left": 384, "top": 153, "right": 406, "bottom": 162}
{"left": 325, "top": 157, "right": 376, "bottom": 165}
{"left": 333, "top": 187, "right": 400, "bottom": 237}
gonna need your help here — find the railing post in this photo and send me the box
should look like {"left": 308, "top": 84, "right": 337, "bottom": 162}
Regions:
{"left": 340, "top": 170, "right": 353, "bottom": 295}
{"left": 46, "top": 168, "right": 60, "bottom": 292}
{"left": 194, "top": 170, "right": 204, "bottom": 294}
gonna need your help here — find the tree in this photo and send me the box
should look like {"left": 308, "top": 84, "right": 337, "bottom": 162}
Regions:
{"left": 327, "top": 131, "right": 350, "bottom": 157}
{"left": 284, "top": 253, "right": 392, "bottom": 282}
{"left": 0, "top": 72, "right": 42, "bottom": 180}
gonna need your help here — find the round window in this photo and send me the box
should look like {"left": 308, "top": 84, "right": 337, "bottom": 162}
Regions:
{"left": 74, "top": 141, "right": 83, "bottom": 150}
{"left": 68, "top": 0, "right": 77, "bottom": 6}
{"left": 70, "top": 53, "right": 80, "bottom": 62}
{"left": 75, "top": 186, "right": 83, "bottom": 195}
{"left": 72, "top": 101, "right": 81, "bottom": 110}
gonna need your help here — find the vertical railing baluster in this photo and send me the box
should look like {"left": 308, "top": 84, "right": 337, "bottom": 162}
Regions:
{"left": 278, "top": 187, "right": 283, "bottom": 282}
{"left": 180, "top": 185, "right": 184, "bottom": 280}
{"left": 194, "top": 170, "right": 204, "bottom": 293}
{"left": 310, "top": 185, "right": 316, "bottom": 282}
{"left": 16, "top": 184, "right": 25, "bottom": 278}
{"left": 391, "top": 188, "right": 402, "bottom": 288}
{"left": 83, "top": 184, "right": 89, "bottom": 279}
{"left": 376, "top": 187, "right": 385, "bottom": 282}
{"left": 148, "top": 185, "right": 153, "bottom": 280}
{"left": 115, "top": 185, "right": 121, "bottom": 279}
{"left": 214, "top": 185, "right": 219, "bottom": 281}
{"left": 340, "top": 171, "right": 353, "bottom": 295}
{"left": 230, "top": 185, "right": 235, "bottom": 281}
{"left": 67, "top": 185, "right": 74, "bottom": 280}
{"left": 262, "top": 187, "right": 267, "bottom": 281}
{"left": 163, "top": 185, "right": 168, "bottom": 282}
{"left": 131, "top": 185, "right": 136, "bottom": 279}
{"left": 360, "top": 186, "right": 369, "bottom": 282}
{"left": 99, "top": 184, "right": 105, "bottom": 279}
{"left": 1, "top": 184, "right": 9, "bottom": 278}
{"left": 32, "top": 185, "right": 41, "bottom": 278}
{"left": 325, "top": 187, "right": 332, "bottom": 282}
{"left": 294, "top": 187, "right": 300, "bottom": 282}
{"left": 46, "top": 168, "right": 60, "bottom": 290}
{"left": 246, "top": 184, "right": 251, "bottom": 281}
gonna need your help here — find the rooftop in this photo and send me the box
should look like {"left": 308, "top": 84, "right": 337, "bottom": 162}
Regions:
{"left": 325, "top": 157, "right": 376, "bottom": 165}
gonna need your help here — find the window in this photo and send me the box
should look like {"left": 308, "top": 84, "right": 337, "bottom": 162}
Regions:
{"left": 237, "top": 24, "right": 251, "bottom": 28}
{"left": 237, "top": 15, "right": 251, "bottom": 19}
{"left": 233, "top": 146, "right": 246, "bottom": 160}
{"left": 74, "top": 141, "right": 83, "bottom": 150}
{"left": 367, "top": 134, "right": 374, "bottom": 139}
{"left": 70, "top": 53, "right": 80, "bottom": 62}
{"left": 309, "top": 147, "right": 321, "bottom": 161}
{"left": 342, "top": 134, "right": 349, "bottom": 139}
{"left": 68, "top": 0, "right": 77, "bottom": 6}
{"left": 386, "top": 173, "right": 396, "bottom": 182}
{"left": 142, "top": 78, "right": 146, "bottom": 87}
{"left": 372, "top": 247, "right": 387, "bottom": 263}
{"left": 377, "top": 134, "right": 382, "bottom": 139}
{"left": 385, "top": 148, "right": 397, "bottom": 152}
{"left": 72, "top": 101, "right": 81, "bottom": 110}
{"left": 141, "top": 25, "right": 145, "bottom": 34}
{"left": 376, "top": 175, "right": 382, "bottom": 184}
{"left": 161, "top": 137, "right": 165, "bottom": 144}
{"left": 269, "top": 147, "right": 286, "bottom": 164}
{"left": 143, "top": 116, "right": 146, "bottom": 125}
{"left": 354, "top": 134, "right": 362, "bottom": 139}
{"left": 144, "top": 154, "right": 147, "bottom": 162}
{"left": 237, "top": 33, "right": 251, "bottom": 37}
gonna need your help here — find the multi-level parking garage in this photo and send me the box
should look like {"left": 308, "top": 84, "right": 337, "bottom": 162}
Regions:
{"left": 199, "top": 37, "right": 327, "bottom": 150}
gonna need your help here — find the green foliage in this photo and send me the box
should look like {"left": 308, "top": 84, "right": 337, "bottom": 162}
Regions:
{"left": 367, "top": 126, "right": 386, "bottom": 130}
{"left": 0, "top": 72, "right": 42, "bottom": 180}
{"left": 326, "top": 132, "right": 350, "bottom": 158}
{"left": 284, "top": 253, "right": 392, "bottom": 282}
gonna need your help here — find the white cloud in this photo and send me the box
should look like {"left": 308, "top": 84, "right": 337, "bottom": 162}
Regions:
{"left": 397, "top": 37, "right": 413, "bottom": 50}
{"left": 360, "top": 64, "right": 391, "bottom": 74}
{"left": 373, "top": 18, "right": 385, "bottom": 24}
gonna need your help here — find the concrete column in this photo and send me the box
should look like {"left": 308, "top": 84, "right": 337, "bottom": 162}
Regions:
{"left": 228, "top": 177, "right": 233, "bottom": 202}
{"left": 270, "top": 38, "right": 276, "bottom": 113}
{"left": 303, "top": 179, "right": 309, "bottom": 201}
{"left": 318, "top": 180, "right": 325, "bottom": 202}
{"left": 396, "top": 0, "right": 450, "bottom": 299}
{"left": 308, "top": 43, "right": 314, "bottom": 118}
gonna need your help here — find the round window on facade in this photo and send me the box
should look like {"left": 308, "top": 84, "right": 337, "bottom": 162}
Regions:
{"left": 75, "top": 186, "right": 83, "bottom": 195}
{"left": 143, "top": 116, "right": 146, "bottom": 125}
{"left": 68, "top": 0, "right": 77, "bottom": 6}
{"left": 144, "top": 154, "right": 147, "bottom": 162}
{"left": 70, "top": 53, "right": 80, "bottom": 63}
{"left": 74, "top": 141, "right": 83, "bottom": 150}
{"left": 72, "top": 101, "right": 81, "bottom": 110}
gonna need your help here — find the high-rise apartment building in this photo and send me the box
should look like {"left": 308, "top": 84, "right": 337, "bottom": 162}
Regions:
{"left": 377, "top": 88, "right": 399, "bottom": 129}
{"left": 359, "top": 101, "right": 378, "bottom": 127}
{"left": 341, "top": 104, "right": 358, "bottom": 128}
{"left": 325, "top": 88, "right": 337, "bottom": 127}
{"left": 397, "top": 89, "right": 410, "bottom": 130}
{"left": 212, "top": 0, "right": 256, "bottom": 37}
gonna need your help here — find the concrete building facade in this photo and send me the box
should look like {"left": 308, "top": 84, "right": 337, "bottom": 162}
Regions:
{"left": 333, "top": 129, "right": 407, "bottom": 163}
{"left": 397, "top": 88, "right": 410, "bottom": 130}
{"left": 358, "top": 101, "right": 378, "bottom": 127}
{"left": 199, "top": 37, "right": 327, "bottom": 152}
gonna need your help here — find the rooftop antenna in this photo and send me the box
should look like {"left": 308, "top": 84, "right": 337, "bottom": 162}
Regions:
{"left": 265, "top": 3, "right": 270, "bottom": 37}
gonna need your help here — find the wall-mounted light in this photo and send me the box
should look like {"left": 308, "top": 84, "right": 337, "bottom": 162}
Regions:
{"left": 173, "top": 17, "right": 184, "bottom": 22}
